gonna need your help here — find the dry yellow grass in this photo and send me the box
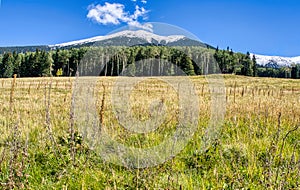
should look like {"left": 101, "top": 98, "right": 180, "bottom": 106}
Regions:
{"left": 0, "top": 75, "right": 299, "bottom": 189}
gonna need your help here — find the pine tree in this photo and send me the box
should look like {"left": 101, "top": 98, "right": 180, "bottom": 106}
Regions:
{"left": 291, "top": 64, "right": 300, "bottom": 79}
{"left": 52, "top": 49, "right": 70, "bottom": 76}
{"left": 0, "top": 53, "right": 14, "bottom": 78}
{"left": 40, "top": 51, "right": 53, "bottom": 76}
{"left": 12, "top": 51, "right": 22, "bottom": 76}
{"left": 181, "top": 53, "right": 195, "bottom": 76}
{"left": 241, "top": 52, "right": 254, "bottom": 76}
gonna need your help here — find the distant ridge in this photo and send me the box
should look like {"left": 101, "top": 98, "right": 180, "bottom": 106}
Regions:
{"left": 0, "top": 45, "right": 50, "bottom": 54}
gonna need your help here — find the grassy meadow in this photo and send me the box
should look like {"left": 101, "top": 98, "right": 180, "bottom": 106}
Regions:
{"left": 0, "top": 75, "right": 299, "bottom": 189}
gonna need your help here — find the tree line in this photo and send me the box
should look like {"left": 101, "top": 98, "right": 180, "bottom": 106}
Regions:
{"left": 0, "top": 48, "right": 87, "bottom": 78}
{"left": 0, "top": 46, "right": 299, "bottom": 78}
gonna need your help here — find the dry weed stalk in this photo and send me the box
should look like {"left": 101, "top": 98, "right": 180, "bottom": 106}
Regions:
{"left": 99, "top": 83, "right": 106, "bottom": 126}
{"left": 9, "top": 74, "right": 17, "bottom": 112}
{"left": 233, "top": 81, "right": 237, "bottom": 103}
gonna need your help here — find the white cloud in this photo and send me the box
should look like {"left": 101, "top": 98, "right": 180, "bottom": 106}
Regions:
{"left": 87, "top": 2, "right": 152, "bottom": 31}
{"left": 131, "top": 0, "right": 147, "bottom": 3}
{"left": 127, "top": 21, "right": 153, "bottom": 31}
{"left": 132, "top": 5, "right": 147, "bottom": 20}
{"left": 87, "top": 3, "right": 127, "bottom": 25}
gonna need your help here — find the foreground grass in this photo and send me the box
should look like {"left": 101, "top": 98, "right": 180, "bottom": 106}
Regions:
{"left": 0, "top": 75, "right": 299, "bottom": 189}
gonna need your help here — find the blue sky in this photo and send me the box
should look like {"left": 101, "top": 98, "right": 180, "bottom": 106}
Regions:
{"left": 0, "top": 0, "right": 300, "bottom": 56}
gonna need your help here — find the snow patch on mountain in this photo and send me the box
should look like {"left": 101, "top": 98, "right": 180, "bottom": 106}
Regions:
{"left": 50, "top": 30, "right": 186, "bottom": 48}
{"left": 251, "top": 53, "right": 300, "bottom": 67}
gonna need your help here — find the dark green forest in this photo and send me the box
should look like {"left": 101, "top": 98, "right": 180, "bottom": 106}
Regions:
{"left": 0, "top": 46, "right": 299, "bottom": 78}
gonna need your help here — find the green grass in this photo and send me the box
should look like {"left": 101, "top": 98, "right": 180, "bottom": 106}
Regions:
{"left": 0, "top": 75, "right": 299, "bottom": 189}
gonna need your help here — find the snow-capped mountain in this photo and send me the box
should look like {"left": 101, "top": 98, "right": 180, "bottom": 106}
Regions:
{"left": 251, "top": 53, "right": 300, "bottom": 68}
{"left": 49, "top": 30, "right": 209, "bottom": 48}
{"left": 0, "top": 30, "right": 213, "bottom": 54}
{"left": 50, "top": 30, "right": 185, "bottom": 47}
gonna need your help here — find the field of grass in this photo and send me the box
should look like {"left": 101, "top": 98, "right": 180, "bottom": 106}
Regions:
{"left": 0, "top": 75, "right": 299, "bottom": 189}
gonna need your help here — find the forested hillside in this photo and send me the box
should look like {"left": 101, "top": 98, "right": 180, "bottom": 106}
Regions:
{"left": 0, "top": 46, "right": 299, "bottom": 78}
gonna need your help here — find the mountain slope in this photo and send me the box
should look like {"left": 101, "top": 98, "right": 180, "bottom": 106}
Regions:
{"left": 50, "top": 30, "right": 185, "bottom": 47}
{"left": 49, "top": 30, "right": 210, "bottom": 49}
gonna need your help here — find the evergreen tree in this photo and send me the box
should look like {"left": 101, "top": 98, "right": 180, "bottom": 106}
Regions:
{"left": 0, "top": 53, "right": 14, "bottom": 78}
{"left": 291, "top": 64, "right": 300, "bottom": 79}
{"left": 181, "top": 53, "right": 195, "bottom": 76}
{"left": 32, "top": 49, "right": 41, "bottom": 77}
{"left": 241, "top": 52, "right": 254, "bottom": 76}
{"left": 20, "top": 52, "right": 29, "bottom": 77}
{"left": 12, "top": 51, "right": 22, "bottom": 76}
{"left": 52, "top": 49, "right": 70, "bottom": 76}
{"left": 39, "top": 51, "right": 53, "bottom": 76}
